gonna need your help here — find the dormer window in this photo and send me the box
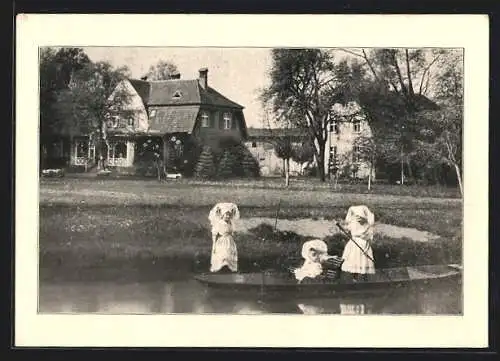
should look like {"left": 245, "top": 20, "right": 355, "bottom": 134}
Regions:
{"left": 223, "top": 112, "right": 232, "bottom": 130}
{"left": 172, "top": 90, "right": 182, "bottom": 99}
{"left": 201, "top": 112, "right": 210, "bottom": 127}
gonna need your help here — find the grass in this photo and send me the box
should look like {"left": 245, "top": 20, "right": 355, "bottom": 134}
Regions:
{"left": 45, "top": 176, "right": 462, "bottom": 199}
{"left": 39, "top": 178, "right": 463, "bottom": 276}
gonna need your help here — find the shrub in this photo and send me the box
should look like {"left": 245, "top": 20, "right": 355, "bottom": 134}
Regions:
{"left": 217, "top": 149, "right": 237, "bottom": 179}
{"left": 194, "top": 146, "right": 216, "bottom": 179}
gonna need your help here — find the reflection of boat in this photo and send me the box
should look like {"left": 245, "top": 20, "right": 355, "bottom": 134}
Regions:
{"left": 194, "top": 264, "right": 462, "bottom": 297}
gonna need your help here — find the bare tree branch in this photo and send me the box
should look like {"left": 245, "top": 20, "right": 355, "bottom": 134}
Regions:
{"left": 418, "top": 54, "right": 441, "bottom": 95}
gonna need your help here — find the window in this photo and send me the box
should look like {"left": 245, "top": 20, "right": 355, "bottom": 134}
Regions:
{"left": 329, "top": 121, "right": 339, "bottom": 134}
{"left": 76, "top": 141, "right": 88, "bottom": 158}
{"left": 223, "top": 112, "right": 232, "bottom": 129}
{"left": 353, "top": 120, "right": 361, "bottom": 133}
{"left": 107, "top": 141, "right": 128, "bottom": 166}
{"left": 127, "top": 118, "right": 134, "bottom": 127}
{"left": 201, "top": 112, "right": 210, "bottom": 127}
{"left": 251, "top": 141, "right": 257, "bottom": 148}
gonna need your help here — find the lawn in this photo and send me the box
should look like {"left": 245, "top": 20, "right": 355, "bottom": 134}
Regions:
{"left": 38, "top": 178, "right": 463, "bottom": 279}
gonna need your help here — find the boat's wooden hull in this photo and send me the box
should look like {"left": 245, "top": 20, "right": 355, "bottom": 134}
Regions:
{"left": 194, "top": 264, "right": 462, "bottom": 296}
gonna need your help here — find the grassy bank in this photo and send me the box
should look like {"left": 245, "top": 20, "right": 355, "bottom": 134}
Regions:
{"left": 39, "top": 178, "right": 463, "bottom": 277}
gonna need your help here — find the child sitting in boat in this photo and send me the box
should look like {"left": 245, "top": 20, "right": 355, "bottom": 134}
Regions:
{"left": 293, "top": 240, "right": 342, "bottom": 283}
{"left": 338, "top": 205, "right": 376, "bottom": 282}
{"left": 208, "top": 202, "right": 240, "bottom": 273}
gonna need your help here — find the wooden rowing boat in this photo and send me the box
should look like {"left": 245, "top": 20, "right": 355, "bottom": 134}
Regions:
{"left": 194, "top": 264, "right": 462, "bottom": 296}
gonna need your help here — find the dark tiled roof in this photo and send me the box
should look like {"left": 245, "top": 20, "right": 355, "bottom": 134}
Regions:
{"left": 128, "top": 79, "right": 151, "bottom": 104}
{"left": 148, "top": 105, "right": 200, "bottom": 134}
{"left": 200, "top": 87, "right": 244, "bottom": 109}
{"left": 128, "top": 78, "right": 244, "bottom": 108}
{"left": 148, "top": 80, "right": 201, "bottom": 105}
{"left": 247, "top": 128, "right": 309, "bottom": 139}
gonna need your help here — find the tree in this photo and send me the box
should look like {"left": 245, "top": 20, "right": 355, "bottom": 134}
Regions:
{"left": 145, "top": 60, "right": 179, "bottom": 80}
{"left": 39, "top": 47, "right": 91, "bottom": 142}
{"left": 291, "top": 141, "right": 315, "bottom": 176}
{"left": 352, "top": 135, "right": 377, "bottom": 190}
{"left": 336, "top": 48, "right": 445, "bottom": 184}
{"left": 194, "top": 146, "right": 216, "bottom": 179}
{"left": 273, "top": 136, "right": 294, "bottom": 187}
{"left": 261, "top": 49, "right": 348, "bottom": 182}
{"left": 240, "top": 148, "right": 260, "bottom": 178}
{"left": 217, "top": 149, "right": 237, "bottom": 179}
{"left": 53, "top": 61, "right": 134, "bottom": 169}
{"left": 411, "top": 49, "right": 464, "bottom": 194}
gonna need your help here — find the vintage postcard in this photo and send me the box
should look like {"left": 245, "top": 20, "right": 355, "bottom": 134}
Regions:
{"left": 15, "top": 14, "right": 489, "bottom": 348}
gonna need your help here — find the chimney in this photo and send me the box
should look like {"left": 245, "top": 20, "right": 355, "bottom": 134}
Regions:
{"left": 170, "top": 71, "right": 181, "bottom": 80}
{"left": 141, "top": 75, "right": 148, "bottom": 81}
{"left": 198, "top": 67, "right": 208, "bottom": 89}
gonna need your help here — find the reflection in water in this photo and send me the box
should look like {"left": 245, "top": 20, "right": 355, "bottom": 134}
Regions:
{"left": 39, "top": 277, "right": 462, "bottom": 315}
{"left": 339, "top": 303, "right": 366, "bottom": 315}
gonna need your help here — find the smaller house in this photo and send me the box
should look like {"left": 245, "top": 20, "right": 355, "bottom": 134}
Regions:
{"left": 244, "top": 128, "right": 310, "bottom": 176}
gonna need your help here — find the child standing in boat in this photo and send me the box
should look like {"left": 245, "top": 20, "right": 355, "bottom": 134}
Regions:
{"left": 339, "top": 205, "right": 376, "bottom": 281}
{"left": 208, "top": 202, "right": 240, "bottom": 273}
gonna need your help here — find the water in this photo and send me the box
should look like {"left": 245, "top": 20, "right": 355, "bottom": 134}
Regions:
{"left": 39, "top": 273, "right": 462, "bottom": 315}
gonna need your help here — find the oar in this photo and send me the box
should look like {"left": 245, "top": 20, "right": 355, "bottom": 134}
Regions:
{"left": 335, "top": 221, "right": 393, "bottom": 282}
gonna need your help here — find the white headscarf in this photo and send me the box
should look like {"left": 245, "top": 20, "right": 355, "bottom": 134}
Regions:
{"left": 345, "top": 205, "right": 375, "bottom": 240}
{"left": 301, "top": 239, "right": 329, "bottom": 261}
{"left": 208, "top": 202, "right": 240, "bottom": 227}
{"left": 294, "top": 239, "right": 330, "bottom": 282}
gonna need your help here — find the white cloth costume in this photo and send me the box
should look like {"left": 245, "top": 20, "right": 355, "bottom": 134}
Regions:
{"left": 208, "top": 203, "right": 240, "bottom": 272}
{"left": 294, "top": 239, "right": 331, "bottom": 282}
{"left": 341, "top": 205, "right": 376, "bottom": 274}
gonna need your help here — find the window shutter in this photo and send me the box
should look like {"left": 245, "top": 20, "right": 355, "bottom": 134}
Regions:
{"left": 231, "top": 114, "right": 237, "bottom": 129}
{"left": 211, "top": 111, "right": 216, "bottom": 128}
{"left": 218, "top": 112, "right": 224, "bottom": 129}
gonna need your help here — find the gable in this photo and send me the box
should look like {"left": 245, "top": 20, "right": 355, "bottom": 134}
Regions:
{"left": 108, "top": 79, "right": 149, "bottom": 132}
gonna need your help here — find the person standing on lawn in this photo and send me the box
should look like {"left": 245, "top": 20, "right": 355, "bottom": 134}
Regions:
{"left": 339, "top": 205, "right": 376, "bottom": 281}
{"left": 208, "top": 202, "right": 240, "bottom": 273}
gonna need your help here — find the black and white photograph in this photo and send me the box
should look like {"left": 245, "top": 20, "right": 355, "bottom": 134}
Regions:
{"left": 16, "top": 14, "right": 488, "bottom": 348}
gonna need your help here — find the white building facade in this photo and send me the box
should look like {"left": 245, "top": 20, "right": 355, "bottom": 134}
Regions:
{"left": 324, "top": 101, "right": 375, "bottom": 180}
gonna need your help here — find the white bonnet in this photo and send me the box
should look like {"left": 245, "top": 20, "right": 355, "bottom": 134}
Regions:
{"left": 345, "top": 205, "right": 375, "bottom": 226}
{"left": 208, "top": 202, "right": 240, "bottom": 226}
{"left": 301, "top": 239, "right": 329, "bottom": 260}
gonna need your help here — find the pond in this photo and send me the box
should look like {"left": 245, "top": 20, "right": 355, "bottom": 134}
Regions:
{"left": 39, "top": 271, "right": 462, "bottom": 315}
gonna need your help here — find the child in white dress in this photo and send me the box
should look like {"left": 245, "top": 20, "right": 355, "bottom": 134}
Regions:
{"left": 208, "top": 203, "right": 240, "bottom": 273}
{"left": 340, "top": 205, "right": 376, "bottom": 281}
{"left": 294, "top": 239, "right": 334, "bottom": 283}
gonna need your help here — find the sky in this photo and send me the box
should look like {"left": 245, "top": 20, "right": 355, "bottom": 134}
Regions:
{"left": 83, "top": 47, "right": 273, "bottom": 128}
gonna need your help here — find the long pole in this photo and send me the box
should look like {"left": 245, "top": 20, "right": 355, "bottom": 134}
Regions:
{"left": 335, "top": 222, "right": 392, "bottom": 282}
{"left": 274, "top": 199, "right": 281, "bottom": 232}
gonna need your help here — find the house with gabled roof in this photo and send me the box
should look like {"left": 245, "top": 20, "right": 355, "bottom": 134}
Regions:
{"left": 69, "top": 68, "right": 248, "bottom": 174}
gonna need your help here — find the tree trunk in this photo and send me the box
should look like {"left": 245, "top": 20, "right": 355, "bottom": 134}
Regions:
{"left": 406, "top": 158, "right": 413, "bottom": 179}
{"left": 400, "top": 148, "right": 404, "bottom": 185}
{"left": 368, "top": 156, "right": 373, "bottom": 191}
{"left": 317, "top": 143, "right": 326, "bottom": 182}
{"left": 285, "top": 158, "right": 290, "bottom": 187}
{"left": 454, "top": 163, "right": 463, "bottom": 196}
